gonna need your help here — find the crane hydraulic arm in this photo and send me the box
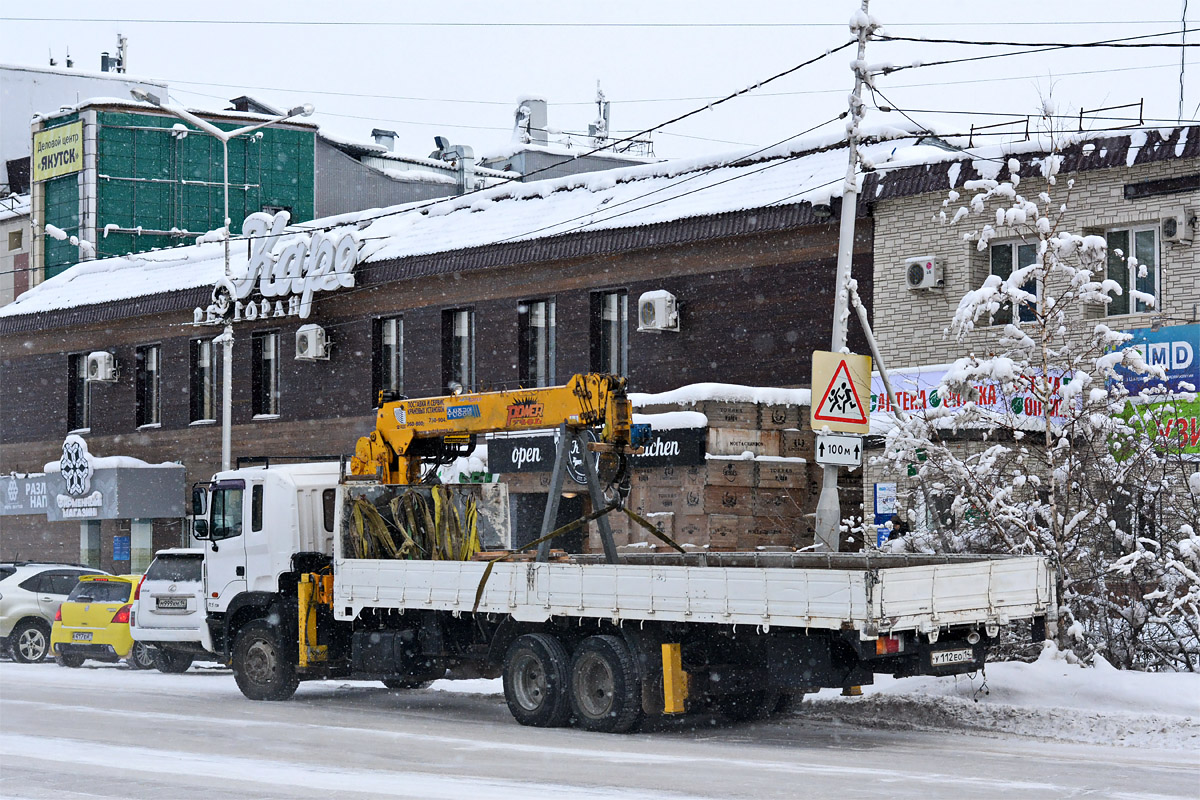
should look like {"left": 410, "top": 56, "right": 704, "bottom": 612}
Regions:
{"left": 351, "top": 373, "right": 636, "bottom": 484}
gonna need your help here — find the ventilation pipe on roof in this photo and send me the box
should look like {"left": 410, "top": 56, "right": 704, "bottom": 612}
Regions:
{"left": 515, "top": 97, "right": 549, "bottom": 145}
{"left": 371, "top": 128, "right": 398, "bottom": 152}
{"left": 430, "top": 137, "right": 476, "bottom": 195}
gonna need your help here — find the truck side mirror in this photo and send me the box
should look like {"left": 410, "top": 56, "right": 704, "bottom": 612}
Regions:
{"left": 191, "top": 486, "right": 208, "bottom": 516}
{"left": 192, "top": 519, "right": 210, "bottom": 540}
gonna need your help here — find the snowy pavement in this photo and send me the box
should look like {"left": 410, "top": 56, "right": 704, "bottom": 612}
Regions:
{"left": 1, "top": 652, "right": 1196, "bottom": 799}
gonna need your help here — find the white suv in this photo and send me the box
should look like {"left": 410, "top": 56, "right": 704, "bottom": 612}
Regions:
{"left": 130, "top": 549, "right": 215, "bottom": 672}
{"left": 1, "top": 562, "right": 108, "bottom": 662}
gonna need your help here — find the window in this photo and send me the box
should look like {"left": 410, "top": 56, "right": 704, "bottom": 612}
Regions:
{"left": 210, "top": 486, "right": 243, "bottom": 540}
{"left": 67, "top": 580, "right": 132, "bottom": 603}
{"left": 8, "top": 229, "right": 22, "bottom": 251}
{"left": 442, "top": 308, "right": 475, "bottom": 393}
{"left": 1106, "top": 226, "right": 1159, "bottom": 316}
{"left": 372, "top": 316, "right": 403, "bottom": 404}
{"left": 190, "top": 338, "right": 218, "bottom": 423}
{"left": 252, "top": 331, "right": 280, "bottom": 416}
{"left": 591, "top": 290, "right": 628, "bottom": 375}
{"left": 144, "top": 554, "right": 202, "bottom": 582}
{"left": 322, "top": 489, "right": 336, "bottom": 533}
{"left": 67, "top": 354, "right": 90, "bottom": 431}
{"left": 135, "top": 345, "right": 161, "bottom": 427}
{"left": 989, "top": 242, "right": 1038, "bottom": 325}
{"left": 251, "top": 485, "right": 263, "bottom": 532}
{"left": 519, "top": 298, "right": 556, "bottom": 387}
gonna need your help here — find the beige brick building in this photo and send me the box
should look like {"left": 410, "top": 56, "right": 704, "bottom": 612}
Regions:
{"left": 862, "top": 127, "right": 1199, "bottom": 536}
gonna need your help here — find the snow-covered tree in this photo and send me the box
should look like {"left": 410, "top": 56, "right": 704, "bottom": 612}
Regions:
{"left": 877, "top": 120, "right": 1200, "bottom": 671}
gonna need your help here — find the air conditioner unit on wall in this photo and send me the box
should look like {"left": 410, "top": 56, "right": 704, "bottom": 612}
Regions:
{"left": 905, "top": 256, "right": 943, "bottom": 290}
{"left": 86, "top": 351, "right": 117, "bottom": 382}
{"left": 1161, "top": 207, "right": 1194, "bottom": 243}
{"left": 637, "top": 290, "right": 679, "bottom": 333}
{"left": 295, "top": 324, "right": 330, "bottom": 361}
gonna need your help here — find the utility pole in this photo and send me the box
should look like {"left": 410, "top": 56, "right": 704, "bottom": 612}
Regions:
{"left": 814, "top": 0, "right": 874, "bottom": 552}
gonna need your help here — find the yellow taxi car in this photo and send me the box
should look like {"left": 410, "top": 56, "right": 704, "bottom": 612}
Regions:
{"left": 51, "top": 575, "right": 155, "bottom": 669}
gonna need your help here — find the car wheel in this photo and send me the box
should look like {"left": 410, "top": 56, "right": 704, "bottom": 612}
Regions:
{"left": 154, "top": 648, "right": 195, "bottom": 674}
{"left": 55, "top": 653, "right": 86, "bottom": 668}
{"left": 232, "top": 620, "right": 299, "bottom": 701}
{"left": 11, "top": 619, "right": 51, "bottom": 663}
{"left": 127, "top": 641, "right": 156, "bottom": 670}
{"left": 502, "top": 633, "right": 572, "bottom": 728}
{"left": 569, "top": 635, "right": 643, "bottom": 733}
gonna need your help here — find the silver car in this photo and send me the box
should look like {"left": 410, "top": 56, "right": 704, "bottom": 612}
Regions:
{"left": 1, "top": 562, "right": 107, "bottom": 662}
{"left": 130, "top": 549, "right": 215, "bottom": 672}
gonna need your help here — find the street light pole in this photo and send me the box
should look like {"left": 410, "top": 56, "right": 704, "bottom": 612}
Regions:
{"left": 129, "top": 89, "right": 313, "bottom": 472}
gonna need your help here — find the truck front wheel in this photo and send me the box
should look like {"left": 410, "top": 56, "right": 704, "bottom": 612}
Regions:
{"left": 232, "top": 620, "right": 299, "bottom": 701}
{"left": 503, "top": 633, "right": 571, "bottom": 728}
{"left": 569, "top": 635, "right": 642, "bottom": 733}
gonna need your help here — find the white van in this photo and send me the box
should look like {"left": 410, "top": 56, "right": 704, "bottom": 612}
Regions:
{"left": 130, "top": 549, "right": 217, "bottom": 672}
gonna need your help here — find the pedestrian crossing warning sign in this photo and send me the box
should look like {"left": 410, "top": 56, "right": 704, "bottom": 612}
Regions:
{"left": 811, "top": 351, "right": 872, "bottom": 434}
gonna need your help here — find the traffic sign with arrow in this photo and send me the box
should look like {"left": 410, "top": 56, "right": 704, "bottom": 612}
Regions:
{"left": 815, "top": 432, "right": 863, "bottom": 467}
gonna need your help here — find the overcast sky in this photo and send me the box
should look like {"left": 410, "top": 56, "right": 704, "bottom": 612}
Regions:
{"left": 1, "top": 1, "right": 1195, "bottom": 161}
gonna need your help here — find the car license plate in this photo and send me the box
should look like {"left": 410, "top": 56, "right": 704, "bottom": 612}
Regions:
{"left": 930, "top": 648, "right": 974, "bottom": 666}
{"left": 156, "top": 596, "right": 188, "bottom": 610}
{"left": 71, "top": 631, "right": 92, "bottom": 641}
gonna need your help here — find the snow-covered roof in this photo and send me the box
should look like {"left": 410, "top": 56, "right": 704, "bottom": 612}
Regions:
{"left": 0, "top": 195, "right": 30, "bottom": 223}
{"left": 0, "top": 61, "right": 168, "bottom": 87}
{"left": 37, "top": 98, "right": 320, "bottom": 129}
{"left": 4, "top": 123, "right": 1194, "bottom": 324}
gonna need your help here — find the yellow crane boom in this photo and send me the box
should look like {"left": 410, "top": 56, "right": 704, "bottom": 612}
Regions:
{"left": 351, "top": 373, "right": 634, "bottom": 484}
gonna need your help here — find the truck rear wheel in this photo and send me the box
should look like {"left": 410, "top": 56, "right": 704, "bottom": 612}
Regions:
{"left": 503, "top": 633, "right": 571, "bottom": 728}
{"left": 232, "top": 620, "right": 299, "bottom": 701}
{"left": 569, "top": 635, "right": 642, "bottom": 733}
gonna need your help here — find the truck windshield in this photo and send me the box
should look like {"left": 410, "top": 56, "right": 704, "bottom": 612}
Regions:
{"left": 211, "top": 488, "right": 244, "bottom": 540}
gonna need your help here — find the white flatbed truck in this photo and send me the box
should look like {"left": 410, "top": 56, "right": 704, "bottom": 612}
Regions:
{"left": 196, "top": 460, "right": 1054, "bottom": 732}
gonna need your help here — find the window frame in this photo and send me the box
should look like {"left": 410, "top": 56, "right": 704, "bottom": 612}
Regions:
{"left": 372, "top": 315, "right": 404, "bottom": 405}
{"left": 189, "top": 337, "right": 218, "bottom": 424}
{"left": 135, "top": 343, "right": 162, "bottom": 428}
{"left": 518, "top": 298, "right": 556, "bottom": 388}
{"left": 987, "top": 240, "right": 1039, "bottom": 326}
{"left": 1105, "top": 224, "right": 1160, "bottom": 317}
{"left": 67, "top": 353, "right": 91, "bottom": 433}
{"left": 590, "top": 289, "right": 628, "bottom": 376}
{"left": 441, "top": 308, "right": 476, "bottom": 393}
{"left": 251, "top": 330, "right": 280, "bottom": 418}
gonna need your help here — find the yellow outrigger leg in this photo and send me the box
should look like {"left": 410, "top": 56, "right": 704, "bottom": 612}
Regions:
{"left": 298, "top": 573, "right": 333, "bottom": 668}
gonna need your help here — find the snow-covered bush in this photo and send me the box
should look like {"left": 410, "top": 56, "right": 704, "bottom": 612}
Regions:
{"left": 877, "top": 126, "right": 1200, "bottom": 671}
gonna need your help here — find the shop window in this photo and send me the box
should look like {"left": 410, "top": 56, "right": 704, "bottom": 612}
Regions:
{"left": 442, "top": 308, "right": 475, "bottom": 393}
{"left": 190, "top": 338, "right": 218, "bottom": 423}
{"left": 135, "top": 345, "right": 161, "bottom": 427}
{"left": 590, "top": 290, "right": 628, "bottom": 375}
{"left": 372, "top": 316, "right": 403, "bottom": 405}
{"left": 988, "top": 242, "right": 1038, "bottom": 325}
{"left": 67, "top": 354, "right": 90, "bottom": 432}
{"left": 1106, "top": 227, "right": 1159, "bottom": 316}
{"left": 518, "top": 298, "right": 556, "bottom": 387}
{"left": 252, "top": 331, "right": 280, "bottom": 417}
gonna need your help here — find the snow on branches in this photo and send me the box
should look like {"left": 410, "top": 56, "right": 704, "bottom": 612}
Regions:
{"left": 878, "top": 125, "right": 1200, "bottom": 671}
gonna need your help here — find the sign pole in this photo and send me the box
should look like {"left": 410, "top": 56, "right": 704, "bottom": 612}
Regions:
{"left": 816, "top": 0, "right": 872, "bottom": 552}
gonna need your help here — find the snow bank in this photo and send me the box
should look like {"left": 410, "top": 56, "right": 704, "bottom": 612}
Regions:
{"left": 807, "top": 644, "right": 1200, "bottom": 750}
{"left": 632, "top": 411, "right": 707, "bottom": 430}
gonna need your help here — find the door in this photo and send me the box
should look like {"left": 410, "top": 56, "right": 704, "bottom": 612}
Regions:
{"left": 36, "top": 569, "right": 97, "bottom": 621}
{"left": 203, "top": 481, "right": 248, "bottom": 613}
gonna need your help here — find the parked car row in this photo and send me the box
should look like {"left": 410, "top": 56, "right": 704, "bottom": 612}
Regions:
{"left": 1, "top": 549, "right": 217, "bottom": 673}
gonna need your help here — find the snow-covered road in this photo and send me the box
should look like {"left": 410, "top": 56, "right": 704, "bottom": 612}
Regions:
{"left": 1, "top": 660, "right": 1196, "bottom": 800}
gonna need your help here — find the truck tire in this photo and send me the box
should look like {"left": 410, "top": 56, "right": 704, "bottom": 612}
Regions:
{"left": 11, "top": 619, "right": 50, "bottom": 663}
{"left": 55, "top": 652, "right": 85, "bottom": 668}
{"left": 568, "top": 635, "right": 642, "bottom": 733}
{"left": 503, "top": 633, "right": 572, "bottom": 728}
{"left": 127, "top": 642, "right": 156, "bottom": 670}
{"left": 154, "top": 648, "right": 195, "bottom": 674}
{"left": 232, "top": 620, "right": 299, "bottom": 701}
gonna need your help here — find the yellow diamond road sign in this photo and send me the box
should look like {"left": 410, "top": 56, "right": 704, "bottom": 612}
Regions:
{"left": 811, "top": 351, "right": 872, "bottom": 434}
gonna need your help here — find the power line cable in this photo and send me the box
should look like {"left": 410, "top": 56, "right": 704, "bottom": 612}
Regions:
{"left": 0, "top": 17, "right": 1183, "bottom": 28}
{"left": 876, "top": 28, "right": 1200, "bottom": 48}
